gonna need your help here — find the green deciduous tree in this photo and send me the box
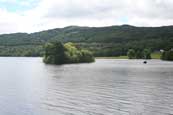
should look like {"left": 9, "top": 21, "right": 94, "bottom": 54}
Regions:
{"left": 143, "top": 49, "right": 151, "bottom": 59}
{"left": 127, "top": 48, "right": 151, "bottom": 59}
{"left": 127, "top": 49, "right": 135, "bottom": 59}
{"left": 161, "top": 50, "right": 173, "bottom": 61}
{"left": 135, "top": 50, "right": 143, "bottom": 59}
{"left": 43, "top": 42, "right": 66, "bottom": 64}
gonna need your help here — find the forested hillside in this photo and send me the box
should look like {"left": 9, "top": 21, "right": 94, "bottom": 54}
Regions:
{"left": 0, "top": 25, "right": 173, "bottom": 57}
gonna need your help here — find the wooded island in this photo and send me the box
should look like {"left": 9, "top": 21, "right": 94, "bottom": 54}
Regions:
{"left": 43, "top": 42, "right": 95, "bottom": 64}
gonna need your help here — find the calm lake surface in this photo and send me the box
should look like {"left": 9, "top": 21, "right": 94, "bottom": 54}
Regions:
{"left": 0, "top": 57, "right": 173, "bottom": 115}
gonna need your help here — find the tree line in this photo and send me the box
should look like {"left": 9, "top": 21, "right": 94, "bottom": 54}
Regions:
{"left": 127, "top": 49, "right": 151, "bottom": 59}
{"left": 127, "top": 48, "right": 173, "bottom": 61}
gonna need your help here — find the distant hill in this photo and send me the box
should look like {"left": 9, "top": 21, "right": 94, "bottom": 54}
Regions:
{"left": 0, "top": 25, "right": 173, "bottom": 56}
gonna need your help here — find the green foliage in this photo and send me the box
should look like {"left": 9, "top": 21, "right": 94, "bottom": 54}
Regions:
{"left": 0, "top": 45, "right": 43, "bottom": 57}
{"left": 79, "top": 50, "right": 95, "bottom": 62}
{"left": 161, "top": 50, "right": 173, "bottom": 61}
{"left": 127, "top": 48, "right": 151, "bottom": 59}
{"left": 143, "top": 49, "right": 151, "bottom": 59}
{"left": 43, "top": 42, "right": 95, "bottom": 64}
{"left": 135, "top": 50, "right": 143, "bottom": 59}
{"left": 64, "top": 42, "right": 81, "bottom": 63}
{"left": 127, "top": 49, "right": 135, "bottom": 59}
{"left": 43, "top": 42, "right": 66, "bottom": 64}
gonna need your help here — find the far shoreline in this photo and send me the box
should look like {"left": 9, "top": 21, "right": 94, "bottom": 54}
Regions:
{"left": 0, "top": 52, "right": 162, "bottom": 60}
{"left": 96, "top": 52, "right": 161, "bottom": 59}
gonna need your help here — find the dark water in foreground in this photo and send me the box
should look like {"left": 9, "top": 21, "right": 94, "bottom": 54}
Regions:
{"left": 0, "top": 57, "right": 173, "bottom": 115}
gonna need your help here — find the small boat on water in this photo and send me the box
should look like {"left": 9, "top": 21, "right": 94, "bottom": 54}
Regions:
{"left": 143, "top": 61, "right": 147, "bottom": 64}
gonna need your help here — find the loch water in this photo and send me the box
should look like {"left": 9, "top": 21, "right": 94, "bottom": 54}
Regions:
{"left": 0, "top": 58, "right": 173, "bottom": 115}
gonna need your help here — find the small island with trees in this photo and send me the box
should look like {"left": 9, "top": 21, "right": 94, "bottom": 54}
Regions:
{"left": 43, "top": 41, "right": 95, "bottom": 64}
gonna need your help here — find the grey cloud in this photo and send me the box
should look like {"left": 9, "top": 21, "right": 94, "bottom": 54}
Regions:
{"left": 43, "top": 0, "right": 173, "bottom": 20}
{"left": 1, "top": 0, "right": 173, "bottom": 34}
{"left": 43, "top": 0, "right": 127, "bottom": 18}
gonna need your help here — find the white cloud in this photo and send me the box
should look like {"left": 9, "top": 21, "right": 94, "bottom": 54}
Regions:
{"left": 0, "top": 0, "right": 173, "bottom": 34}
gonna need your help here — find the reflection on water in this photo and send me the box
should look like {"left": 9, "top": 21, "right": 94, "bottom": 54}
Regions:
{"left": 0, "top": 58, "right": 173, "bottom": 115}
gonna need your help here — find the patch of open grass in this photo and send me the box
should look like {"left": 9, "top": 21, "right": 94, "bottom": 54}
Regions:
{"left": 96, "top": 52, "right": 162, "bottom": 59}
{"left": 151, "top": 52, "right": 161, "bottom": 59}
{"left": 96, "top": 56, "right": 128, "bottom": 59}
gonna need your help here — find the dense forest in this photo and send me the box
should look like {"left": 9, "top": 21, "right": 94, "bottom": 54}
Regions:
{"left": 0, "top": 25, "right": 173, "bottom": 57}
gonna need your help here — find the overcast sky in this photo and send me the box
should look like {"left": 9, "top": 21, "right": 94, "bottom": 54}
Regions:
{"left": 0, "top": 0, "right": 173, "bottom": 34}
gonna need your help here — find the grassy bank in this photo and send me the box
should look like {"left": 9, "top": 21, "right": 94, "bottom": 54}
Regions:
{"left": 96, "top": 56, "right": 128, "bottom": 59}
{"left": 151, "top": 52, "right": 161, "bottom": 59}
{"left": 96, "top": 52, "right": 161, "bottom": 59}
